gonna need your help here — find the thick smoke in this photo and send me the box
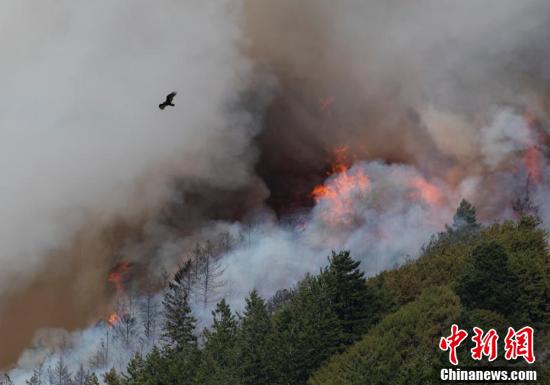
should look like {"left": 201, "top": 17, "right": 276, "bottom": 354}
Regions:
{"left": 0, "top": 0, "right": 266, "bottom": 368}
{"left": 3, "top": 0, "right": 550, "bottom": 380}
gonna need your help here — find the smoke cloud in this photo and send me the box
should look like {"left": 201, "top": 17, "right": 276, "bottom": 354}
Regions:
{"left": 2, "top": 0, "right": 550, "bottom": 379}
{"left": 0, "top": 0, "right": 266, "bottom": 367}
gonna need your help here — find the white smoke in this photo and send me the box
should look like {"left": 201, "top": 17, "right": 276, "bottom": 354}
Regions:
{"left": 480, "top": 108, "right": 534, "bottom": 170}
{"left": 0, "top": 0, "right": 258, "bottom": 295}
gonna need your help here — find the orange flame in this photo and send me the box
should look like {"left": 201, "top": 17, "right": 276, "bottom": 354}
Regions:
{"left": 523, "top": 146, "right": 543, "bottom": 183}
{"left": 107, "top": 312, "right": 120, "bottom": 327}
{"left": 311, "top": 147, "right": 370, "bottom": 225}
{"left": 409, "top": 177, "right": 445, "bottom": 207}
{"left": 108, "top": 261, "right": 131, "bottom": 294}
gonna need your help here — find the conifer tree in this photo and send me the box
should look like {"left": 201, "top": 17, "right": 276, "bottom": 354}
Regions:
{"left": 83, "top": 373, "right": 99, "bottom": 385}
{"left": 271, "top": 274, "right": 344, "bottom": 384}
{"left": 321, "top": 251, "right": 370, "bottom": 345}
{"left": 450, "top": 199, "right": 480, "bottom": 235}
{"left": 162, "top": 269, "right": 197, "bottom": 352}
{"left": 102, "top": 368, "right": 121, "bottom": 385}
{"left": 204, "top": 299, "right": 238, "bottom": 365}
{"left": 123, "top": 353, "right": 144, "bottom": 384}
{"left": 238, "top": 290, "right": 274, "bottom": 385}
{"left": 455, "top": 241, "right": 514, "bottom": 316}
{"left": 197, "top": 299, "right": 241, "bottom": 384}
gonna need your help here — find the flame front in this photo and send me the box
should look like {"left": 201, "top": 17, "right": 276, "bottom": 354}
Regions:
{"left": 409, "top": 176, "right": 445, "bottom": 207}
{"left": 107, "top": 312, "right": 120, "bottom": 327}
{"left": 521, "top": 108, "right": 545, "bottom": 184}
{"left": 107, "top": 261, "right": 131, "bottom": 294}
{"left": 312, "top": 147, "right": 370, "bottom": 225}
{"left": 523, "top": 147, "right": 543, "bottom": 183}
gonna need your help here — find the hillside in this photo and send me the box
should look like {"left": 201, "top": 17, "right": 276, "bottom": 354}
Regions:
{"left": 76, "top": 202, "right": 549, "bottom": 385}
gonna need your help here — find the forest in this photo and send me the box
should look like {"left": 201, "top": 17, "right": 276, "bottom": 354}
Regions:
{"left": 16, "top": 201, "right": 550, "bottom": 385}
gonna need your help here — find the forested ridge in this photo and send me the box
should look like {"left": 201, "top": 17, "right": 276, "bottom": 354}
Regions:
{"left": 24, "top": 201, "right": 550, "bottom": 384}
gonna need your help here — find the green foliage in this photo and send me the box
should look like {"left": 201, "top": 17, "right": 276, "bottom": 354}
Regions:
{"left": 481, "top": 218, "right": 549, "bottom": 324}
{"left": 103, "top": 368, "right": 122, "bottom": 385}
{"left": 196, "top": 299, "right": 241, "bottom": 385}
{"left": 119, "top": 209, "right": 548, "bottom": 385}
{"left": 123, "top": 353, "right": 145, "bottom": 384}
{"left": 309, "top": 286, "right": 461, "bottom": 385}
{"left": 162, "top": 269, "right": 198, "bottom": 352}
{"left": 452, "top": 199, "right": 480, "bottom": 232}
{"left": 463, "top": 308, "right": 509, "bottom": 333}
{"left": 270, "top": 274, "right": 344, "bottom": 384}
{"left": 238, "top": 290, "right": 276, "bottom": 385}
{"left": 455, "top": 241, "right": 515, "bottom": 316}
{"left": 320, "top": 251, "right": 370, "bottom": 344}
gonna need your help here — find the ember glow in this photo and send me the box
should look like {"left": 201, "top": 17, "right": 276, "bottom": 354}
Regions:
{"left": 523, "top": 146, "right": 543, "bottom": 183}
{"left": 107, "top": 312, "right": 121, "bottom": 327}
{"left": 311, "top": 157, "right": 371, "bottom": 225}
{"left": 3, "top": 0, "right": 550, "bottom": 380}
{"left": 107, "top": 262, "right": 131, "bottom": 295}
{"left": 409, "top": 177, "right": 445, "bottom": 208}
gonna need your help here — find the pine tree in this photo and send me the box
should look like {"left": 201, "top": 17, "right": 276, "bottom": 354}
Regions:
{"left": 321, "top": 251, "right": 370, "bottom": 345}
{"left": 162, "top": 269, "right": 197, "bottom": 352}
{"left": 102, "top": 368, "right": 121, "bottom": 385}
{"left": 450, "top": 199, "right": 480, "bottom": 234}
{"left": 205, "top": 299, "right": 239, "bottom": 364}
{"left": 123, "top": 353, "right": 144, "bottom": 384}
{"left": 267, "top": 288, "right": 294, "bottom": 314}
{"left": 83, "top": 373, "right": 99, "bottom": 385}
{"left": 271, "top": 274, "right": 344, "bottom": 384}
{"left": 238, "top": 290, "right": 275, "bottom": 385}
{"left": 197, "top": 299, "right": 241, "bottom": 384}
{"left": 455, "top": 241, "right": 514, "bottom": 316}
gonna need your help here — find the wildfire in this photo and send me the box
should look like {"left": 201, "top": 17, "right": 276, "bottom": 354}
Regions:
{"left": 106, "top": 262, "right": 131, "bottom": 328}
{"left": 107, "top": 261, "right": 131, "bottom": 294}
{"left": 311, "top": 147, "right": 370, "bottom": 225}
{"left": 523, "top": 146, "right": 543, "bottom": 183}
{"left": 521, "top": 109, "right": 544, "bottom": 184}
{"left": 107, "top": 312, "right": 120, "bottom": 327}
{"left": 409, "top": 176, "right": 445, "bottom": 207}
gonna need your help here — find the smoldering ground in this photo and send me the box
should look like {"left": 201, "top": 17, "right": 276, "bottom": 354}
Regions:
{"left": 2, "top": 0, "right": 550, "bottom": 374}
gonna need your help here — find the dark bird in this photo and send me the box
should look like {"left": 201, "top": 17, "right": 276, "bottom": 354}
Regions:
{"left": 159, "top": 92, "right": 177, "bottom": 110}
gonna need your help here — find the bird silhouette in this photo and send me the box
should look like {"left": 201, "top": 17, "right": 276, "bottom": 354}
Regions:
{"left": 159, "top": 92, "right": 177, "bottom": 110}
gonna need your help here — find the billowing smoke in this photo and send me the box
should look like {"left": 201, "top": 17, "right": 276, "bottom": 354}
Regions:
{"left": 2, "top": 0, "right": 550, "bottom": 380}
{"left": 0, "top": 0, "right": 267, "bottom": 368}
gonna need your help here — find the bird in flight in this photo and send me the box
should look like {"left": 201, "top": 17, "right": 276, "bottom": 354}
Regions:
{"left": 159, "top": 92, "right": 177, "bottom": 110}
